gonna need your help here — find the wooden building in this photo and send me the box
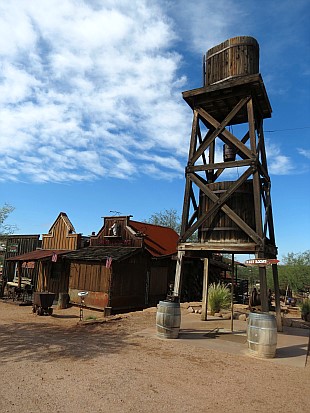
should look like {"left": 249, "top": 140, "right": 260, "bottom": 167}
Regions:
{"left": 5, "top": 212, "right": 84, "bottom": 298}
{"left": 64, "top": 215, "right": 179, "bottom": 312}
{"left": 0, "top": 234, "right": 41, "bottom": 281}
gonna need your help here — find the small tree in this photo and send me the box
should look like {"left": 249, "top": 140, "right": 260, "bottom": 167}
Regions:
{"left": 0, "top": 204, "right": 17, "bottom": 235}
{"left": 144, "top": 208, "right": 198, "bottom": 241}
{"left": 144, "top": 208, "right": 181, "bottom": 233}
{"left": 279, "top": 251, "right": 310, "bottom": 292}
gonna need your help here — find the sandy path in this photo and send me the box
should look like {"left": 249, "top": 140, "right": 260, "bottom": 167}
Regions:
{"left": 0, "top": 301, "right": 309, "bottom": 413}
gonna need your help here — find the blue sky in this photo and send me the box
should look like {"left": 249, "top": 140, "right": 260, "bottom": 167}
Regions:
{"left": 1, "top": 0, "right": 309, "bottom": 261}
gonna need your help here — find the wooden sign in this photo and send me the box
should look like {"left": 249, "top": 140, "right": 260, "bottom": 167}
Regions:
{"left": 245, "top": 258, "right": 279, "bottom": 266}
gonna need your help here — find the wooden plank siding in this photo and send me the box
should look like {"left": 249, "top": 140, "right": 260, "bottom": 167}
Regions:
{"left": 69, "top": 261, "right": 111, "bottom": 292}
{"left": 1, "top": 235, "right": 40, "bottom": 280}
{"left": 109, "top": 252, "right": 149, "bottom": 310}
{"left": 205, "top": 36, "right": 259, "bottom": 86}
{"left": 36, "top": 259, "right": 70, "bottom": 299}
{"left": 42, "top": 217, "right": 81, "bottom": 250}
{"left": 91, "top": 216, "right": 143, "bottom": 248}
{"left": 148, "top": 258, "right": 176, "bottom": 306}
{"left": 68, "top": 260, "right": 111, "bottom": 310}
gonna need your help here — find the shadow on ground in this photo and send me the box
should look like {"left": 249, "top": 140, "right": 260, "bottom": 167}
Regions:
{"left": 0, "top": 319, "right": 131, "bottom": 364}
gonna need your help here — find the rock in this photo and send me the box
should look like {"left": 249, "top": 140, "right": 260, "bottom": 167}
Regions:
{"left": 238, "top": 314, "right": 247, "bottom": 321}
{"left": 306, "top": 313, "right": 310, "bottom": 322}
{"left": 187, "top": 306, "right": 194, "bottom": 313}
{"left": 214, "top": 312, "right": 222, "bottom": 318}
{"left": 222, "top": 313, "right": 231, "bottom": 320}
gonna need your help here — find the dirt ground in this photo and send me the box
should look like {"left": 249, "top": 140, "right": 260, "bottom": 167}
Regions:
{"left": 0, "top": 300, "right": 309, "bottom": 413}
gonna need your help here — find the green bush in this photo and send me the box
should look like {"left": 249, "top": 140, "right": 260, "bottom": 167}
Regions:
{"left": 299, "top": 299, "right": 310, "bottom": 320}
{"left": 208, "top": 283, "right": 231, "bottom": 315}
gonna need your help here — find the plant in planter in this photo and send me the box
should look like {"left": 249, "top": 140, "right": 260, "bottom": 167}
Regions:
{"left": 208, "top": 282, "right": 231, "bottom": 315}
{"left": 299, "top": 299, "right": 310, "bottom": 321}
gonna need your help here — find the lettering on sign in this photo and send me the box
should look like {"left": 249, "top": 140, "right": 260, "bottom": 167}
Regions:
{"left": 244, "top": 258, "right": 280, "bottom": 266}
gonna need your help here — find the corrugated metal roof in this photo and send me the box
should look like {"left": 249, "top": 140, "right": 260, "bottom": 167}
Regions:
{"left": 129, "top": 221, "right": 178, "bottom": 257}
{"left": 63, "top": 246, "right": 143, "bottom": 262}
{"left": 6, "top": 249, "right": 72, "bottom": 262}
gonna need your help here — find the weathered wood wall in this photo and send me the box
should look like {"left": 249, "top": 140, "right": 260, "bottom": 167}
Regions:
{"left": 110, "top": 252, "right": 148, "bottom": 310}
{"left": 2, "top": 235, "right": 40, "bottom": 280}
{"left": 42, "top": 218, "right": 81, "bottom": 250}
{"left": 148, "top": 259, "right": 176, "bottom": 306}
{"left": 68, "top": 261, "right": 111, "bottom": 310}
{"left": 36, "top": 260, "right": 70, "bottom": 299}
{"left": 91, "top": 217, "right": 143, "bottom": 248}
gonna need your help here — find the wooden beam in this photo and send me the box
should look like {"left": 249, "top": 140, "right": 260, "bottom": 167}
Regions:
{"left": 201, "top": 257, "right": 210, "bottom": 321}
{"left": 248, "top": 99, "right": 263, "bottom": 239}
{"left": 173, "top": 250, "right": 185, "bottom": 297}
{"left": 272, "top": 263, "right": 283, "bottom": 332}
{"left": 180, "top": 167, "right": 262, "bottom": 244}
{"left": 178, "top": 242, "right": 258, "bottom": 253}
{"left": 17, "top": 261, "right": 22, "bottom": 289}
{"left": 195, "top": 107, "right": 254, "bottom": 162}
{"left": 258, "top": 264, "right": 268, "bottom": 312}
{"left": 191, "top": 96, "right": 252, "bottom": 163}
{"left": 187, "top": 159, "right": 252, "bottom": 173}
{"left": 188, "top": 110, "right": 199, "bottom": 160}
{"left": 180, "top": 176, "right": 192, "bottom": 237}
{"left": 188, "top": 168, "right": 263, "bottom": 245}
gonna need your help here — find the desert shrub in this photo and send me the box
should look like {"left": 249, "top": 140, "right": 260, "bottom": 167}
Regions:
{"left": 299, "top": 299, "right": 310, "bottom": 320}
{"left": 208, "top": 282, "right": 231, "bottom": 315}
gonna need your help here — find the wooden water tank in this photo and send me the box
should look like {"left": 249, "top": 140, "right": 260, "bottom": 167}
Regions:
{"left": 198, "top": 180, "right": 255, "bottom": 243}
{"left": 204, "top": 36, "right": 259, "bottom": 86}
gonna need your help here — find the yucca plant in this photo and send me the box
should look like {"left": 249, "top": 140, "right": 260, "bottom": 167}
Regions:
{"left": 208, "top": 282, "right": 231, "bottom": 315}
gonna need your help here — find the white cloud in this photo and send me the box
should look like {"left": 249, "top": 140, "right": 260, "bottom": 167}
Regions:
{"left": 298, "top": 148, "right": 310, "bottom": 160}
{"left": 266, "top": 142, "right": 295, "bottom": 175}
{"left": 0, "top": 0, "right": 300, "bottom": 184}
{"left": 0, "top": 0, "right": 190, "bottom": 183}
{"left": 163, "top": 0, "right": 246, "bottom": 54}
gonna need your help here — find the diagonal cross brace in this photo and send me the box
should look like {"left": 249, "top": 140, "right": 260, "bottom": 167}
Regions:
{"left": 180, "top": 169, "right": 263, "bottom": 246}
{"left": 191, "top": 96, "right": 254, "bottom": 164}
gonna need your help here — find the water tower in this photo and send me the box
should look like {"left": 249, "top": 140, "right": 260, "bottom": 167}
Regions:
{"left": 173, "top": 36, "right": 282, "bottom": 330}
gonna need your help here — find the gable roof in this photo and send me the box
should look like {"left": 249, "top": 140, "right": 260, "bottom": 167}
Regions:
{"left": 63, "top": 246, "right": 142, "bottom": 262}
{"left": 129, "top": 221, "right": 178, "bottom": 257}
{"left": 6, "top": 249, "right": 72, "bottom": 262}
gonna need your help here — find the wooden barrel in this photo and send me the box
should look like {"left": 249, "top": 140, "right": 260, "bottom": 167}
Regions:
{"left": 198, "top": 180, "right": 255, "bottom": 243}
{"left": 156, "top": 300, "right": 181, "bottom": 339}
{"left": 223, "top": 143, "right": 236, "bottom": 162}
{"left": 247, "top": 312, "right": 277, "bottom": 358}
{"left": 204, "top": 36, "right": 259, "bottom": 86}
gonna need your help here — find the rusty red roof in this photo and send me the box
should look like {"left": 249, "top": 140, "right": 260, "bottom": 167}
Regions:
{"left": 6, "top": 249, "right": 72, "bottom": 262}
{"left": 129, "top": 221, "right": 178, "bottom": 257}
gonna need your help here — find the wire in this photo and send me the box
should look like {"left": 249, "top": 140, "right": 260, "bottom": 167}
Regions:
{"left": 265, "top": 126, "right": 310, "bottom": 133}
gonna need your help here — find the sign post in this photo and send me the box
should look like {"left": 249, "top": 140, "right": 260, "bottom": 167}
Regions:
{"left": 245, "top": 258, "right": 282, "bottom": 332}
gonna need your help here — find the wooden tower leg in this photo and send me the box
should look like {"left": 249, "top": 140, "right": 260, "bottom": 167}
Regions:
{"left": 173, "top": 251, "right": 185, "bottom": 298}
{"left": 272, "top": 264, "right": 283, "bottom": 332}
{"left": 259, "top": 266, "right": 268, "bottom": 312}
{"left": 201, "top": 257, "right": 210, "bottom": 321}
